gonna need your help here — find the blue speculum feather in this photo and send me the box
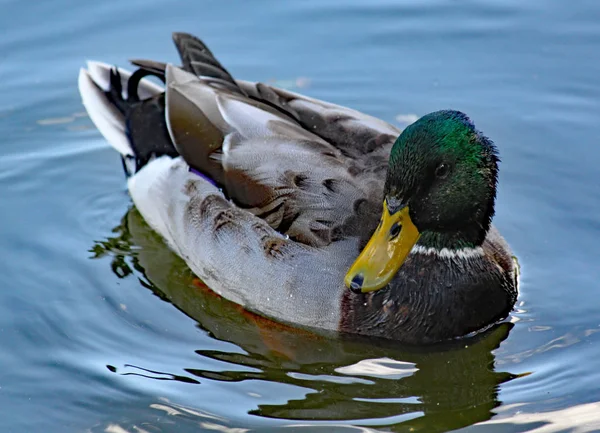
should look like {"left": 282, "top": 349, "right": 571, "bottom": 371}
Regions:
{"left": 189, "top": 166, "right": 218, "bottom": 187}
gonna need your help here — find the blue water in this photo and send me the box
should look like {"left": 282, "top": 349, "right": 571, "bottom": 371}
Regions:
{"left": 2, "top": 1, "right": 600, "bottom": 432}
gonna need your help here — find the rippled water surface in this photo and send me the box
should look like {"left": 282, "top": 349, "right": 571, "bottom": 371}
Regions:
{"left": 2, "top": 1, "right": 600, "bottom": 432}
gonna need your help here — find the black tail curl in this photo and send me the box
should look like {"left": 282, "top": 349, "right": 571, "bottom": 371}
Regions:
{"left": 104, "top": 67, "right": 177, "bottom": 176}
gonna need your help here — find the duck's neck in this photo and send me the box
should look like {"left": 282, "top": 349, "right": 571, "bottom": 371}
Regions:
{"left": 415, "top": 194, "right": 495, "bottom": 253}
{"left": 415, "top": 229, "right": 485, "bottom": 254}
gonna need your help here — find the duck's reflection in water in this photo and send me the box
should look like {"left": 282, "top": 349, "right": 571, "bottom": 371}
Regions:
{"left": 92, "top": 207, "right": 520, "bottom": 432}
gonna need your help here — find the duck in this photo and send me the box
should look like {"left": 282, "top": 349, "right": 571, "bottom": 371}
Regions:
{"left": 78, "top": 32, "right": 518, "bottom": 344}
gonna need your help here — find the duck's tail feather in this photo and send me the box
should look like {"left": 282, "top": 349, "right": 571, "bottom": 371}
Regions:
{"left": 79, "top": 32, "right": 244, "bottom": 177}
{"left": 78, "top": 62, "right": 133, "bottom": 157}
{"left": 78, "top": 61, "right": 178, "bottom": 176}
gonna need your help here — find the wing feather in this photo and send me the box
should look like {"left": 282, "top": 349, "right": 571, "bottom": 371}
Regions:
{"left": 163, "top": 64, "right": 393, "bottom": 247}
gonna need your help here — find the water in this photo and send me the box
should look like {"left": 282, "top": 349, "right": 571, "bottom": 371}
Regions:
{"left": 1, "top": 1, "right": 599, "bottom": 431}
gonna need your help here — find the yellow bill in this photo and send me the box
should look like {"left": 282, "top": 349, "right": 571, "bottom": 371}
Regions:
{"left": 344, "top": 201, "right": 420, "bottom": 293}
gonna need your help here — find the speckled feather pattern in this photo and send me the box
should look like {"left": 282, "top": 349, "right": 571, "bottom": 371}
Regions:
{"left": 128, "top": 156, "right": 356, "bottom": 330}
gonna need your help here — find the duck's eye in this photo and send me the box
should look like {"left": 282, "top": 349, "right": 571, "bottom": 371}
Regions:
{"left": 389, "top": 222, "right": 402, "bottom": 240}
{"left": 435, "top": 163, "right": 450, "bottom": 179}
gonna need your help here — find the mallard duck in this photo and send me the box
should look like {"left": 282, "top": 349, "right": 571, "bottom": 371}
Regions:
{"left": 78, "top": 32, "right": 518, "bottom": 344}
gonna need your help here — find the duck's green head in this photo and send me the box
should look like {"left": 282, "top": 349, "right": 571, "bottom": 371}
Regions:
{"left": 345, "top": 110, "right": 499, "bottom": 293}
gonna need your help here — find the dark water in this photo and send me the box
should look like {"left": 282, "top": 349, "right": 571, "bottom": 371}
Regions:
{"left": 2, "top": 1, "right": 600, "bottom": 432}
